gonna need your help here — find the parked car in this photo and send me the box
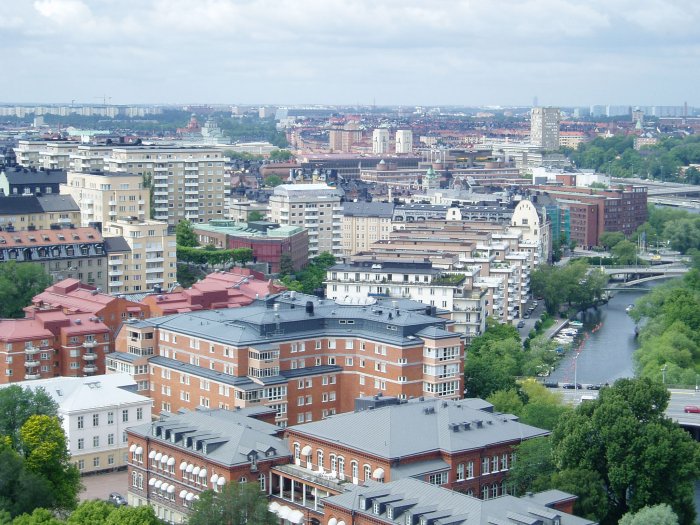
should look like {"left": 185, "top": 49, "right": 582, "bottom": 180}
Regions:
{"left": 684, "top": 405, "right": 700, "bottom": 414}
{"left": 562, "top": 383, "right": 583, "bottom": 390}
{"left": 524, "top": 313, "right": 531, "bottom": 319}
{"left": 543, "top": 382, "right": 559, "bottom": 388}
{"left": 586, "top": 384, "right": 602, "bottom": 390}
{"left": 517, "top": 320, "right": 525, "bottom": 328}
{"left": 108, "top": 493, "right": 127, "bottom": 506}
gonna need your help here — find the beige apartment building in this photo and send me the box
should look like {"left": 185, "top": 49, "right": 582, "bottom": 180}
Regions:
{"left": 69, "top": 145, "right": 112, "bottom": 173}
{"left": 61, "top": 171, "right": 150, "bottom": 227}
{"left": 105, "top": 146, "right": 227, "bottom": 225}
{"left": 269, "top": 184, "right": 344, "bottom": 257}
{"left": 14, "top": 140, "right": 82, "bottom": 170}
{"left": 340, "top": 201, "right": 393, "bottom": 255}
{"left": 103, "top": 218, "right": 177, "bottom": 295}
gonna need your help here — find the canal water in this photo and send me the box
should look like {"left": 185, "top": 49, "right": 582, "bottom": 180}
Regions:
{"left": 547, "top": 285, "right": 653, "bottom": 385}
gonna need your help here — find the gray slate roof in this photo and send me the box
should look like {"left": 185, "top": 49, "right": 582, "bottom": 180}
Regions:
{"left": 36, "top": 194, "right": 79, "bottom": 212}
{"left": 289, "top": 397, "right": 549, "bottom": 458}
{"left": 342, "top": 201, "right": 395, "bottom": 218}
{"left": 124, "top": 292, "right": 455, "bottom": 348}
{"left": 128, "top": 408, "right": 289, "bottom": 467}
{"left": 324, "top": 478, "right": 595, "bottom": 525}
{"left": 2, "top": 167, "right": 66, "bottom": 184}
{"left": 104, "top": 236, "right": 132, "bottom": 253}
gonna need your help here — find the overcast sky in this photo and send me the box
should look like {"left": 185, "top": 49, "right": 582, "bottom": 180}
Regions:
{"left": 1, "top": 0, "right": 698, "bottom": 107}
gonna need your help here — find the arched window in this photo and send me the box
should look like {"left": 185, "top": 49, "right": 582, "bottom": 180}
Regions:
{"left": 351, "top": 461, "right": 358, "bottom": 481}
{"left": 259, "top": 473, "right": 266, "bottom": 492}
{"left": 364, "top": 464, "right": 371, "bottom": 481}
{"left": 330, "top": 454, "right": 337, "bottom": 473}
{"left": 138, "top": 473, "right": 144, "bottom": 489}
{"left": 317, "top": 450, "right": 324, "bottom": 470}
{"left": 337, "top": 456, "right": 345, "bottom": 480}
{"left": 293, "top": 442, "right": 300, "bottom": 461}
{"left": 481, "top": 486, "right": 488, "bottom": 500}
{"left": 131, "top": 470, "right": 138, "bottom": 487}
{"left": 239, "top": 476, "right": 247, "bottom": 483}
{"left": 491, "top": 483, "right": 498, "bottom": 498}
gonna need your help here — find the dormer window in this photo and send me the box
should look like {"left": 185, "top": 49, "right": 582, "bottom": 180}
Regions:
{"left": 405, "top": 513, "right": 412, "bottom": 525}
{"left": 373, "top": 502, "right": 380, "bottom": 515}
{"left": 387, "top": 507, "right": 394, "bottom": 519}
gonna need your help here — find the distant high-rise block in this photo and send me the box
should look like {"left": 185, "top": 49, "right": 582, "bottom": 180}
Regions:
{"left": 395, "top": 129, "right": 413, "bottom": 154}
{"left": 530, "top": 107, "right": 560, "bottom": 150}
{"left": 372, "top": 128, "right": 390, "bottom": 154}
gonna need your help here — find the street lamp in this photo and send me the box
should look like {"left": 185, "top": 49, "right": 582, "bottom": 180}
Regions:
{"left": 574, "top": 352, "right": 579, "bottom": 394}
{"left": 661, "top": 364, "right": 667, "bottom": 385}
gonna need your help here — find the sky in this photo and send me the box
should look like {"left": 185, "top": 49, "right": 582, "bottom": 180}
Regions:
{"left": 1, "top": 0, "right": 699, "bottom": 107}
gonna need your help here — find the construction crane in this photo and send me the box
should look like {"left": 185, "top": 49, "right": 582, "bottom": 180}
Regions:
{"left": 93, "top": 95, "right": 112, "bottom": 105}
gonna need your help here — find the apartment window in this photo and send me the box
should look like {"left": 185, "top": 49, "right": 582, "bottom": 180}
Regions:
{"left": 77, "top": 460, "right": 85, "bottom": 471}
{"left": 428, "top": 472, "right": 448, "bottom": 485}
{"left": 345, "top": 357, "right": 353, "bottom": 366}
{"left": 457, "top": 463, "right": 465, "bottom": 481}
{"left": 107, "top": 411, "right": 114, "bottom": 425}
{"left": 491, "top": 455, "right": 498, "bottom": 472}
{"left": 482, "top": 486, "right": 489, "bottom": 499}
{"left": 481, "top": 457, "right": 490, "bottom": 475}
{"left": 92, "top": 414, "right": 99, "bottom": 427}
{"left": 298, "top": 396, "right": 304, "bottom": 406}
{"left": 108, "top": 455, "right": 114, "bottom": 466}
{"left": 137, "top": 408, "right": 144, "bottom": 421}
{"left": 466, "top": 461, "right": 474, "bottom": 479}
{"left": 93, "top": 457, "right": 100, "bottom": 468}
{"left": 93, "top": 436, "right": 100, "bottom": 448}
{"left": 108, "top": 433, "right": 114, "bottom": 445}
{"left": 122, "top": 409, "right": 129, "bottom": 423}
{"left": 346, "top": 340, "right": 354, "bottom": 349}
{"left": 77, "top": 438, "right": 84, "bottom": 450}
{"left": 501, "top": 453, "right": 509, "bottom": 470}
{"left": 77, "top": 416, "right": 84, "bottom": 429}
{"left": 327, "top": 357, "right": 336, "bottom": 365}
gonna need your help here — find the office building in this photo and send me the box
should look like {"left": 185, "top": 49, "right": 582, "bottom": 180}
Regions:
{"left": 4, "top": 373, "right": 152, "bottom": 474}
{"left": 530, "top": 107, "right": 561, "bottom": 150}
{"left": 192, "top": 220, "right": 309, "bottom": 273}
{"left": 395, "top": 129, "right": 413, "bottom": 153}
{"left": 269, "top": 184, "right": 344, "bottom": 257}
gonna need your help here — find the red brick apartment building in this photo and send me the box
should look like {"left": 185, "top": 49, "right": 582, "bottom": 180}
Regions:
{"left": 0, "top": 279, "right": 148, "bottom": 383}
{"left": 109, "top": 293, "right": 464, "bottom": 427}
{"left": 126, "top": 408, "right": 290, "bottom": 524}
{"left": 279, "top": 397, "right": 548, "bottom": 501}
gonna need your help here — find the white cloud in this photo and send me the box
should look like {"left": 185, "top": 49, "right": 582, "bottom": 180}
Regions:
{"left": 0, "top": 0, "right": 696, "bottom": 105}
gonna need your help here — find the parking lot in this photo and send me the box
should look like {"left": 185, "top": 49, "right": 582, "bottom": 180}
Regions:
{"left": 79, "top": 470, "right": 128, "bottom": 502}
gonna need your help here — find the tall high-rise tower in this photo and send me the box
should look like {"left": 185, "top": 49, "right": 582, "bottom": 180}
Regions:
{"left": 395, "top": 129, "right": 413, "bottom": 154}
{"left": 530, "top": 107, "right": 560, "bottom": 150}
{"left": 372, "top": 128, "right": 390, "bottom": 154}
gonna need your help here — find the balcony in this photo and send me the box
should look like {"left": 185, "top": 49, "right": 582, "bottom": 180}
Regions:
{"left": 146, "top": 277, "right": 165, "bottom": 285}
{"left": 109, "top": 280, "right": 124, "bottom": 287}
{"left": 24, "top": 373, "right": 41, "bottom": 380}
{"left": 146, "top": 266, "right": 163, "bottom": 272}
{"left": 83, "top": 353, "right": 97, "bottom": 361}
{"left": 108, "top": 210, "right": 117, "bottom": 216}
{"left": 108, "top": 200, "right": 117, "bottom": 206}
{"left": 110, "top": 258, "right": 124, "bottom": 266}
{"left": 138, "top": 199, "right": 145, "bottom": 205}
{"left": 83, "top": 365, "right": 98, "bottom": 374}
{"left": 83, "top": 340, "right": 98, "bottom": 349}
{"left": 146, "top": 256, "right": 164, "bottom": 263}
{"left": 109, "top": 269, "right": 124, "bottom": 276}
{"left": 25, "top": 359, "right": 40, "bottom": 368}
{"left": 185, "top": 206, "right": 199, "bottom": 211}
{"left": 24, "top": 345, "right": 41, "bottom": 356}
{"left": 146, "top": 245, "right": 164, "bottom": 252}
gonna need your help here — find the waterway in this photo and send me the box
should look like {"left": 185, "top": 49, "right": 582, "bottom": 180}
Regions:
{"left": 547, "top": 285, "right": 653, "bottom": 385}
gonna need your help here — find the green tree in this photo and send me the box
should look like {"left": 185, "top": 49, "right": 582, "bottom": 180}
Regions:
{"left": 11, "top": 508, "right": 63, "bottom": 525}
{"left": 612, "top": 239, "right": 638, "bottom": 265}
{"left": 619, "top": 504, "right": 679, "bottom": 525}
{"left": 0, "top": 448, "right": 54, "bottom": 518}
{"left": 0, "top": 262, "right": 52, "bottom": 318}
{"left": 268, "top": 149, "right": 293, "bottom": 162}
{"left": 279, "top": 253, "right": 295, "bottom": 277}
{"left": 0, "top": 386, "right": 58, "bottom": 449}
{"left": 552, "top": 378, "right": 700, "bottom": 524}
{"left": 188, "top": 482, "right": 276, "bottom": 525}
{"left": 175, "top": 220, "right": 199, "bottom": 247}
{"left": 264, "top": 175, "right": 283, "bottom": 187}
{"left": 19, "top": 416, "right": 81, "bottom": 512}
{"left": 247, "top": 210, "right": 265, "bottom": 222}
{"left": 486, "top": 389, "right": 523, "bottom": 415}
{"left": 103, "top": 505, "right": 160, "bottom": 525}
{"left": 599, "top": 231, "right": 625, "bottom": 249}
{"left": 66, "top": 500, "right": 115, "bottom": 525}
{"left": 506, "top": 437, "right": 555, "bottom": 496}
{"left": 550, "top": 468, "right": 609, "bottom": 521}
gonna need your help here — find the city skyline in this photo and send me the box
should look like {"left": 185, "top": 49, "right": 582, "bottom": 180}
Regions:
{"left": 1, "top": 0, "right": 699, "bottom": 107}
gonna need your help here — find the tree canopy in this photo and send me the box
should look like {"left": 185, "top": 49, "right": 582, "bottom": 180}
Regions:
{"left": 619, "top": 504, "right": 680, "bottom": 525}
{"left": 280, "top": 252, "right": 335, "bottom": 294}
{"left": 0, "top": 386, "right": 58, "bottom": 450}
{"left": 552, "top": 378, "right": 700, "bottom": 524}
{"left": 0, "top": 262, "right": 52, "bottom": 318}
{"left": 175, "top": 220, "right": 199, "bottom": 247}
{"left": 530, "top": 260, "right": 607, "bottom": 315}
{"left": 188, "top": 482, "right": 276, "bottom": 525}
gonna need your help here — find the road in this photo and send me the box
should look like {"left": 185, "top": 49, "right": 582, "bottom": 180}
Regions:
{"left": 79, "top": 470, "right": 128, "bottom": 502}
{"left": 668, "top": 389, "right": 700, "bottom": 427}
